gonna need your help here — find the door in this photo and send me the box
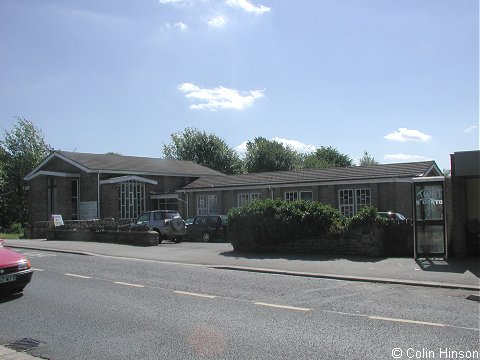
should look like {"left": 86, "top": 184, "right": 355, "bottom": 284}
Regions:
{"left": 413, "top": 180, "right": 447, "bottom": 258}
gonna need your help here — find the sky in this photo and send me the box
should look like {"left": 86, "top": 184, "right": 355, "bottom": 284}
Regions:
{"left": 0, "top": 0, "right": 478, "bottom": 171}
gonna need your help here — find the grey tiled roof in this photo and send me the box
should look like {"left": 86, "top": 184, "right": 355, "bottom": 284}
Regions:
{"left": 56, "top": 151, "right": 224, "bottom": 177}
{"left": 182, "top": 161, "right": 440, "bottom": 190}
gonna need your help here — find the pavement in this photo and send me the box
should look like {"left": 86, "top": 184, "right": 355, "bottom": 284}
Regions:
{"left": 4, "top": 238, "right": 480, "bottom": 292}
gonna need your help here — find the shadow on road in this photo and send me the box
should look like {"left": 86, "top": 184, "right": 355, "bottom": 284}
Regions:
{"left": 0, "top": 292, "right": 23, "bottom": 304}
{"left": 219, "top": 250, "right": 386, "bottom": 263}
{"left": 415, "top": 257, "right": 480, "bottom": 278}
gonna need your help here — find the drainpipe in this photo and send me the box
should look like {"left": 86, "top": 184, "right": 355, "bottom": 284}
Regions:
{"left": 184, "top": 190, "right": 189, "bottom": 218}
{"left": 97, "top": 171, "right": 101, "bottom": 219}
{"left": 269, "top": 185, "right": 274, "bottom": 200}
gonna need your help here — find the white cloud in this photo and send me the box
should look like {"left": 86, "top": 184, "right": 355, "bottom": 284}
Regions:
{"left": 158, "top": 0, "right": 185, "bottom": 4}
{"left": 178, "top": 82, "right": 264, "bottom": 111}
{"left": 384, "top": 153, "right": 429, "bottom": 162}
{"left": 164, "top": 22, "right": 189, "bottom": 31}
{"left": 235, "top": 138, "right": 316, "bottom": 155}
{"left": 226, "top": 0, "right": 271, "bottom": 14}
{"left": 384, "top": 128, "right": 431, "bottom": 142}
{"left": 207, "top": 15, "right": 227, "bottom": 28}
{"left": 271, "top": 137, "right": 316, "bottom": 153}
{"left": 464, "top": 125, "right": 479, "bottom": 134}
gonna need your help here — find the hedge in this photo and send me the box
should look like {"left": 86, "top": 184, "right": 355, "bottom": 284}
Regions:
{"left": 227, "top": 199, "right": 388, "bottom": 252}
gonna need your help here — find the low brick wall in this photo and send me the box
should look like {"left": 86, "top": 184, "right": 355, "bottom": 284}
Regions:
{"left": 46, "top": 230, "right": 159, "bottom": 246}
{"left": 233, "top": 226, "right": 387, "bottom": 257}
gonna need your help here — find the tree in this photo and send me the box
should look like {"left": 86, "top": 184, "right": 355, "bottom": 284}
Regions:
{"left": 162, "top": 128, "right": 243, "bottom": 175}
{"left": 0, "top": 117, "right": 52, "bottom": 227}
{"left": 358, "top": 150, "right": 379, "bottom": 166}
{"left": 303, "top": 146, "right": 353, "bottom": 169}
{"left": 244, "top": 137, "right": 302, "bottom": 173}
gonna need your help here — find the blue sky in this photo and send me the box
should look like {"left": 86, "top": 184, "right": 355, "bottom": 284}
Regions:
{"left": 0, "top": 0, "right": 478, "bottom": 170}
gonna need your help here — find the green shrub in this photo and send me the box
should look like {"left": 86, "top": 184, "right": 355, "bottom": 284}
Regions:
{"left": 346, "top": 206, "right": 386, "bottom": 230}
{"left": 228, "top": 201, "right": 389, "bottom": 251}
{"left": 228, "top": 199, "right": 344, "bottom": 251}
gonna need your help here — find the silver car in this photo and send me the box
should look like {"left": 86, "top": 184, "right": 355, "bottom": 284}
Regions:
{"left": 133, "top": 210, "right": 186, "bottom": 243}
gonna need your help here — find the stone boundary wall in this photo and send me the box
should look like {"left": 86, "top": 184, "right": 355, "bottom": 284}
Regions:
{"left": 45, "top": 230, "right": 159, "bottom": 246}
{"left": 232, "top": 224, "right": 413, "bottom": 257}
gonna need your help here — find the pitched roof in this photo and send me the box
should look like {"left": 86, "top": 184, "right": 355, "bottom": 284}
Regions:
{"left": 181, "top": 161, "right": 442, "bottom": 190}
{"left": 25, "top": 151, "right": 224, "bottom": 179}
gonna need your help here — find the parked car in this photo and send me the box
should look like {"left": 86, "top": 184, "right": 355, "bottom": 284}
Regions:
{"left": 185, "top": 215, "right": 228, "bottom": 242}
{"left": 378, "top": 212, "right": 408, "bottom": 223}
{"left": 0, "top": 240, "right": 33, "bottom": 295}
{"left": 131, "top": 210, "right": 186, "bottom": 243}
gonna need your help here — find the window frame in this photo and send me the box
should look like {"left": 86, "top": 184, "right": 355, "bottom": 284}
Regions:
{"left": 284, "top": 191, "right": 299, "bottom": 202}
{"left": 118, "top": 180, "right": 145, "bottom": 220}
{"left": 237, "top": 193, "right": 261, "bottom": 207}
{"left": 338, "top": 189, "right": 355, "bottom": 217}
{"left": 355, "top": 188, "right": 371, "bottom": 213}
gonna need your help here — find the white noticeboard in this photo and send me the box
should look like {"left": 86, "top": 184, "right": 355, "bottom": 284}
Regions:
{"left": 50, "top": 215, "right": 64, "bottom": 227}
{"left": 79, "top": 201, "right": 98, "bottom": 220}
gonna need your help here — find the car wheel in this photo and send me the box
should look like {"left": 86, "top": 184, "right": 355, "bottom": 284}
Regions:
{"left": 202, "top": 232, "right": 210, "bottom": 242}
{"left": 158, "top": 232, "right": 163, "bottom": 244}
{"left": 174, "top": 237, "right": 182, "bottom": 244}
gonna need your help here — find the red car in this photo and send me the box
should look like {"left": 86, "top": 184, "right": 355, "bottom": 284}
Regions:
{"left": 0, "top": 240, "right": 33, "bottom": 295}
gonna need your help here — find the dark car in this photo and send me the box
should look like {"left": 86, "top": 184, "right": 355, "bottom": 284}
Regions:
{"left": 0, "top": 240, "right": 33, "bottom": 295}
{"left": 185, "top": 215, "right": 228, "bottom": 242}
{"left": 131, "top": 210, "right": 186, "bottom": 243}
{"left": 378, "top": 211, "right": 408, "bottom": 223}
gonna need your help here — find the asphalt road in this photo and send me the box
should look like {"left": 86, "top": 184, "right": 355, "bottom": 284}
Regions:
{"left": 1, "top": 250, "right": 479, "bottom": 360}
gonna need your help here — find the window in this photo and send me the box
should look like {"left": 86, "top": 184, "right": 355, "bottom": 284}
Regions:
{"left": 197, "top": 195, "right": 207, "bottom": 215}
{"left": 197, "top": 195, "right": 218, "bottom": 215}
{"left": 119, "top": 181, "right": 145, "bottom": 220}
{"left": 157, "top": 198, "right": 178, "bottom": 211}
{"left": 339, "top": 189, "right": 354, "bottom": 217}
{"left": 300, "top": 191, "right": 313, "bottom": 201}
{"left": 71, "top": 179, "right": 79, "bottom": 220}
{"left": 208, "top": 195, "right": 218, "bottom": 215}
{"left": 285, "top": 192, "right": 298, "bottom": 202}
{"left": 355, "top": 189, "right": 371, "bottom": 213}
{"left": 238, "top": 193, "right": 261, "bottom": 207}
{"left": 338, "top": 188, "right": 371, "bottom": 217}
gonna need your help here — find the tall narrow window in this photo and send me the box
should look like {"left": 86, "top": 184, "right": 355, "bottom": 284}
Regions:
{"left": 197, "top": 195, "right": 207, "bottom": 215}
{"left": 339, "top": 189, "right": 354, "bottom": 217}
{"left": 118, "top": 181, "right": 145, "bottom": 219}
{"left": 197, "top": 195, "right": 218, "bottom": 215}
{"left": 355, "top": 189, "right": 371, "bottom": 213}
{"left": 208, "top": 195, "right": 218, "bottom": 215}
{"left": 71, "top": 179, "right": 79, "bottom": 220}
{"left": 47, "top": 178, "right": 56, "bottom": 218}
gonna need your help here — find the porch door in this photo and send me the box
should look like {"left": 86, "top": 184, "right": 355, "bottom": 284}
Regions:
{"left": 413, "top": 180, "right": 447, "bottom": 258}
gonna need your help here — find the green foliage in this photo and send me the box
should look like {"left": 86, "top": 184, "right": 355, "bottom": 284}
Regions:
{"left": 163, "top": 128, "right": 243, "bottom": 175}
{"left": 346, "top": 206, "right": 386, "bottom": 229}
{"left": 0, "top": 117, "right": 52, "bottom": 227}
{"left": 228, "top": 201, "right": 389, "bottom": 251}
{"left": 303, "top": 146, "right": 353, "bottom": 169}
{"left": 244, "top": 137, "right": 302, "bottom": 173}
{"left": 228, "top": 199, "right": 345, "bottom": 251}
{"left": 358, "top": 150, "right": 379, "bottom": 166}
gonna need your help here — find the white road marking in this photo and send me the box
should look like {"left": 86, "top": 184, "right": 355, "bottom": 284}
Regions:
{"left": 19, "top": 251, "right": 56, "bottom": 258}
{"left": 323, "top": 310, "right": 368, "bottom": 318}
{"left": 65, "top": 273, "right": 91, "bottom": 279}
{"left": 114, "top": 281, "right": 144, "bottom": 288}
{"left": 174, "top": 290, "right": 217, "bottom": 299}
{"left": 32, "top": 268, "right": 44, "bottom": 272}
{"left": 368, "top": 315, "right": 446, "bottom": 327}
{"left": 254, "top": 302, "right": 312, "bottom": 312}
